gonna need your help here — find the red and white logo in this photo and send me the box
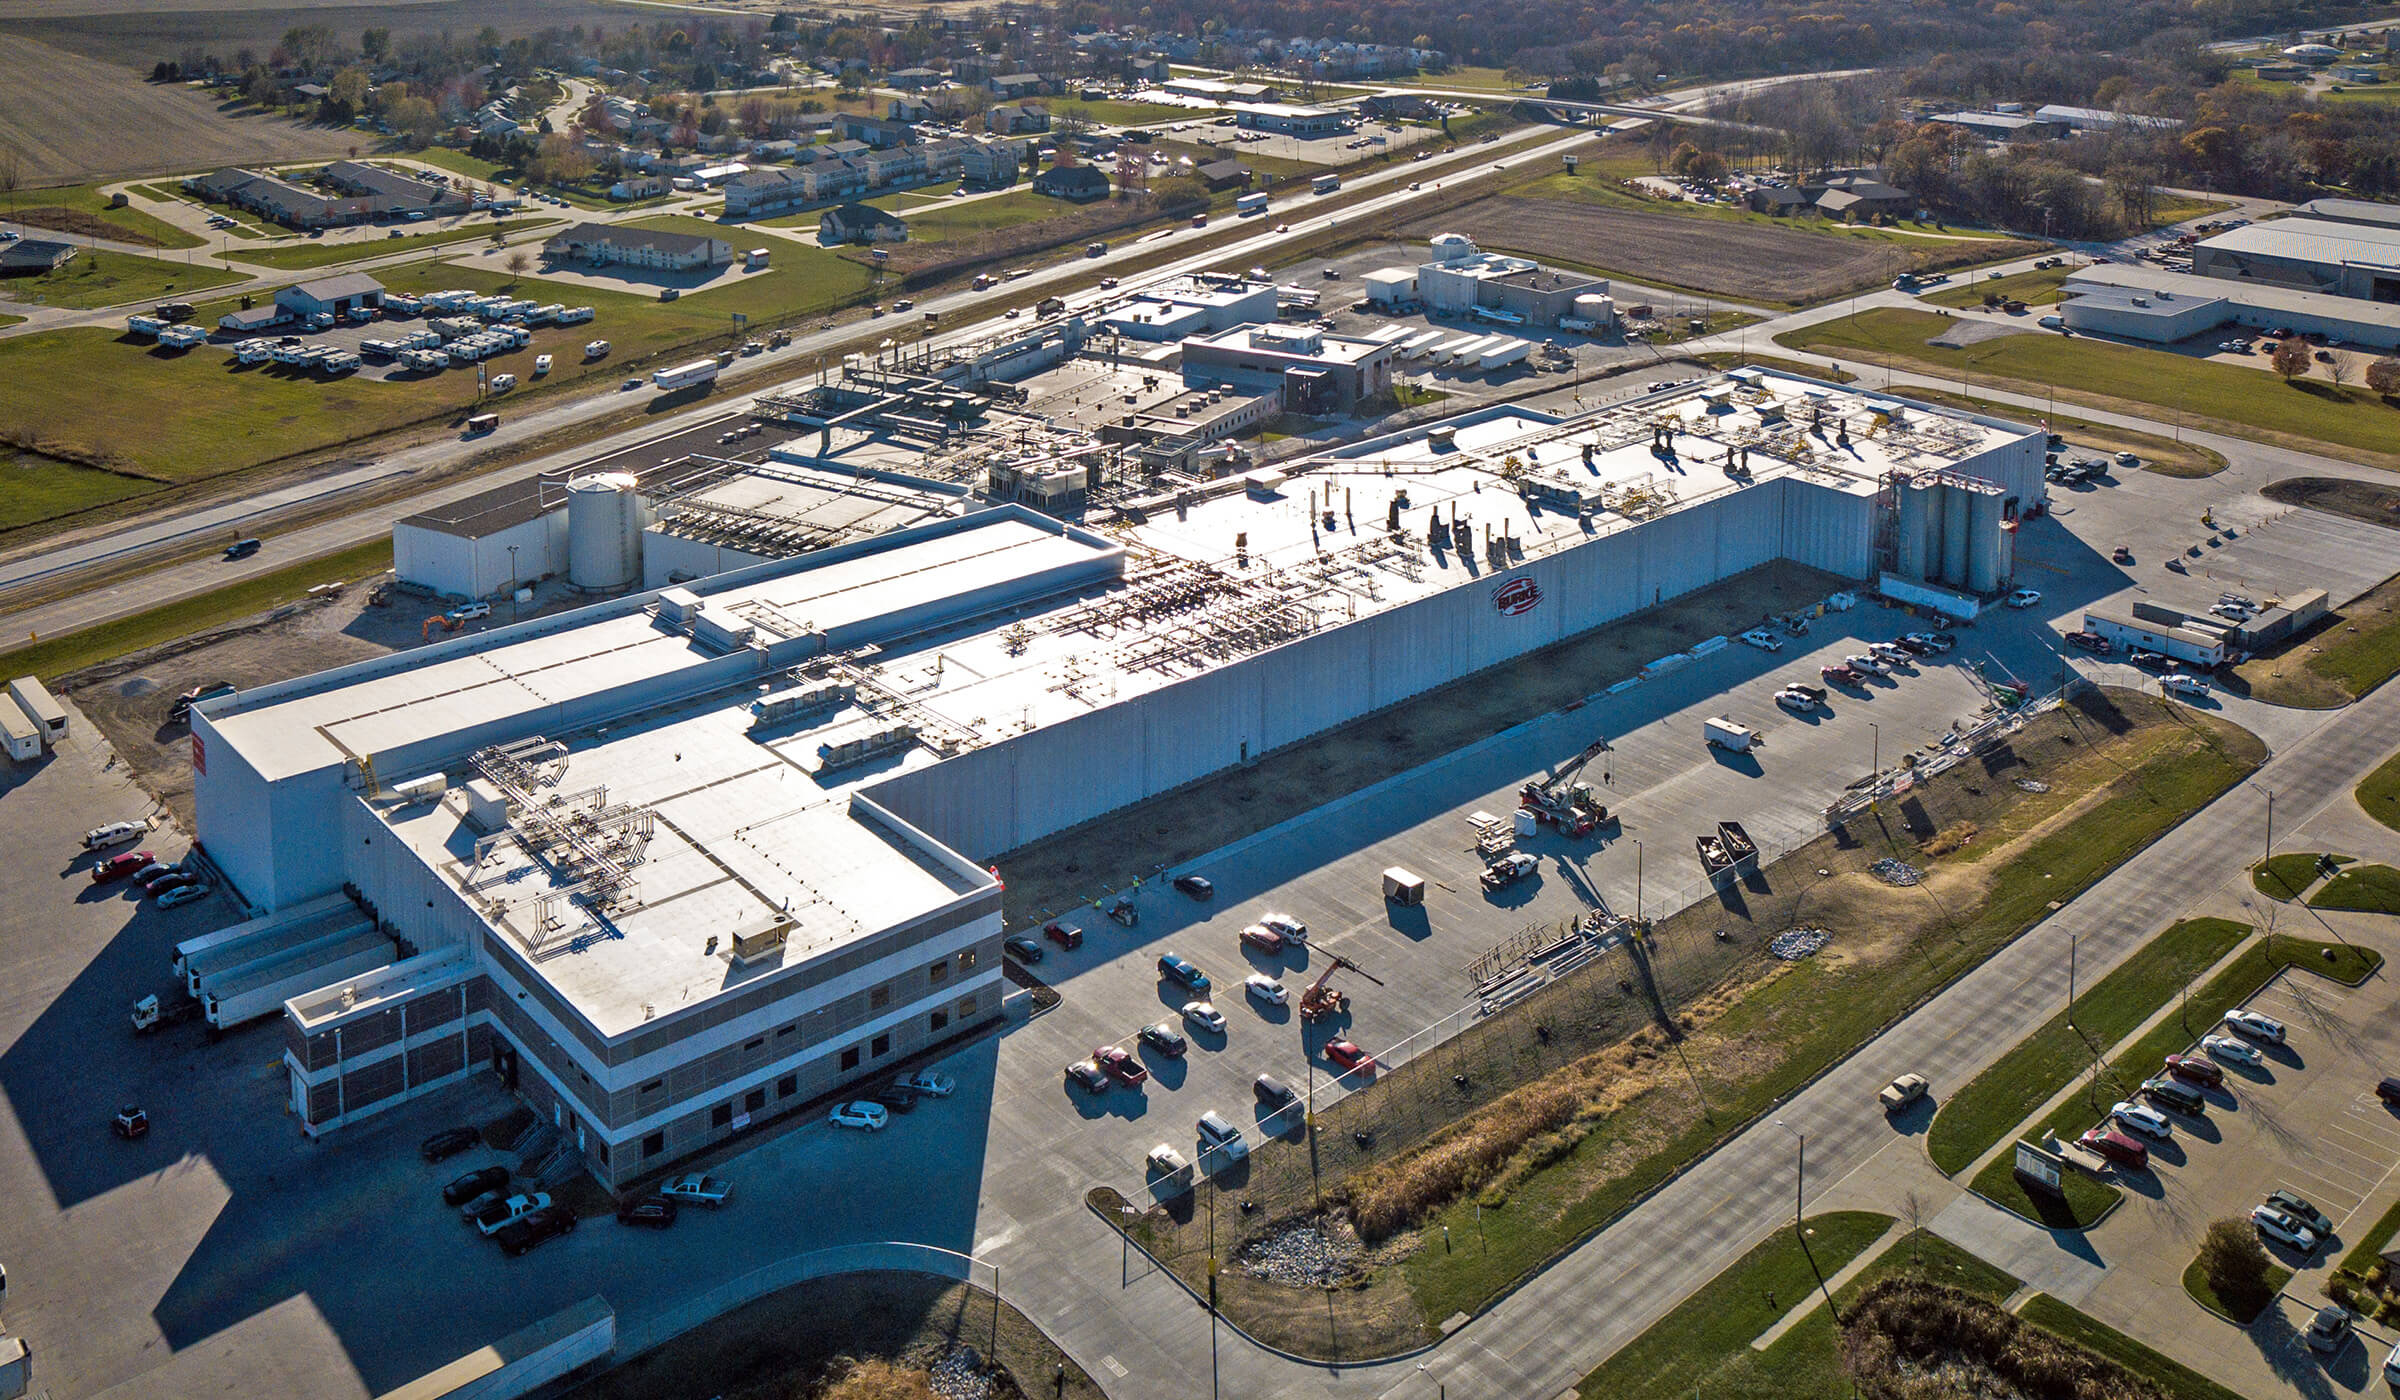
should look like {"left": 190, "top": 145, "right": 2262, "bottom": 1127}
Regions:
{"left": 1492, "top": 577, "right": 1542, "bottom": 616}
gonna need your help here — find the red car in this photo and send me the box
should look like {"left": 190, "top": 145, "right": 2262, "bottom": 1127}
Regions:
{"left": 2163, "top": 1052, "right": 2224, "bottom": 1087}
{"left": 1094, "top": 1045, "right": 1149, "bottom": 1087}
{"left": 1239, "top": 924, "right": 1286, "bottom": 954}
{"left": 1821, "top": 664, "right": 1863, "bottom": 686}
{"left": 2065, "top": 631, "right": 2111, "bottom": 654}
{"left": 1323, "top": 1039, "right": 1375, "bottom": 1073}
{"left": 92, "top": 850, "right": 156, "bottom": 884}
{"left": 1043, "top": 920, "right": 1083, "bottom": 950}
{"left": 2079, "top": 1124, "right": 2149, "bottom": 1170}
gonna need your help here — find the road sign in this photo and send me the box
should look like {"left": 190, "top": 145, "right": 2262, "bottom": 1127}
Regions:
{"left": 2014, "top": 1140, "right": 2065, "bottom": 1195}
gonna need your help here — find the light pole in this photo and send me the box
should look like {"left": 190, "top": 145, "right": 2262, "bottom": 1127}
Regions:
{"left": 1867, "top": 721, "right": 1880, "bottom": 781}
{"left": 1774, "top": 1119, "right": 1839, "bottom": 1320}
{"left": 1418, "top": 1361, "right": 1446, "bottom": 1400}
{"left": 1633, "top": 838, "right": 1645, "bottom": 925}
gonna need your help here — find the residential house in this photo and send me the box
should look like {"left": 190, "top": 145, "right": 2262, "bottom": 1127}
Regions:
{"left": 888, "top": 98, "right": 934, "bottom": 123}
{"left": 722, "top": 168, "right": 810, "bottom": 218}
{"left": 1033, "top": 163, "right": 1110, "bottom": 201}
{"left": 818, "top": 203, "right": 909, "bottom": 244}
{"left": 888, "top": 67, "right": 944, "bottom": 90}
{"left": 611, "top": 175, "right": 669, "bottom": 201}
{"left": 801, "top": 158, "right": 871, "bottom": 203}
{"left": 1194, "top": 158, "right": 1253, "bottom": 190}
{"left": 864, "top": 147, "right": 928, "bottom": 188}
{"left": 0, "top": 240, "right": 77, "bottom": 275}
{"left": 987, "top": 104, "right": 1051, "bottom": 135}
{"left": 987, "top": 72, "right": 1048, "bottom": 99}
{"left": 543, "top": 223, "right": 734, "bottom": 271}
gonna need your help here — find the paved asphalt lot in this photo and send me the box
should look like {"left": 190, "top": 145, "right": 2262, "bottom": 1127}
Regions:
{"left": 2071, "top": 967, "right": 2400, "bottom": 1400}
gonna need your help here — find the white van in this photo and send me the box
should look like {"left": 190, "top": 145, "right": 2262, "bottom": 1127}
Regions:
{"left": 85, "top": 819, "right": 149, "bottom": 851}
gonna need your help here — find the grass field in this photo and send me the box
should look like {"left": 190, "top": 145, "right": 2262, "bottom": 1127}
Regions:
{"left": 1927, "top": 918, "right": 2252, "bottom": 1176}
{"left": 1570, "top": 1212, "right": 1892, "bottom": 1400}
{"left": 1921, "top": 267, "right": 2073, "bottom": 308}
{"left": 8, "top": 538, "right": 394, "bottom": 684}
{"left": 5, "top": 177, "right": 203, "bottom": 250}
{"left": 2340, "top": 1196, "right": 2400, "bottom": 1276}
{"left": 1386, "top": 66, "right": 1529, "bottom": 93}
{"left": 0, "top": 451, "right": 158, "bottom": 531}
{"left": 2311, "top": 863, "right": 2400, "bottom": 914}
{"left": 1779, "top": 309, "right": 2400, "bottom": 465}
{"left": 401, "top": 146, "right": 621, "bottom": 210}
{"left": 233, "top": 218, "right": 556, "bottom": 271}
{"left": 1884, "top": 385, "right": 2227, "bottom": 478}
{"left": 2363, "top": 750, "right": 2400, "bottom": 835}
{"left": 0, "top": 249, "right": 243, "bottom": 310}
{"left": 1038, "top": 97, "right": 1194, "bottom": 127}
{"left": 881, "top": 190, "right": 1068, "bottom": 243}
{"left": 2255, "top": 851, "right": 2344, "bottom": 899}
{"left": 2014, "top": 1295, "right": 2250, "bottom": 1400}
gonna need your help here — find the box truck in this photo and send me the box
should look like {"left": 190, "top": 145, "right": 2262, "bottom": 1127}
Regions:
{"left": 653, "top": 359, "right": 721, "bottom": 392}
{"left": 1382, "top": 867, "right": 1426, "bottom": 905}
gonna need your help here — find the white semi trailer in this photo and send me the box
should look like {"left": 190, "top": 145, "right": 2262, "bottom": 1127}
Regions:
{"left": 204, "top": 930, "right": 395, "bottom": 1031}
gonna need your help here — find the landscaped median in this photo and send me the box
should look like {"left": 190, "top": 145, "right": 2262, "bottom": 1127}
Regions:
{"left": 1090, "top": 689, "right": 2264, "bottom": 1361}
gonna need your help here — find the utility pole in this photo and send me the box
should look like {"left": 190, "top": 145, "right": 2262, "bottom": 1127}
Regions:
{"left": 1776, "top": 1120, "right": 1839, "bottom": 1321}
{"left": 1633, "top": 838, "right": 1645, "bottom": 925}
{"left": 2067, "top": 932, "right": 2077, "bottom": 1029}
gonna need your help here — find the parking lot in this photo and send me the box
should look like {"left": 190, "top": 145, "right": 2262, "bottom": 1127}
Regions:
{"left": 2071, "top": 952, "right": 2400, "bottom": 1396}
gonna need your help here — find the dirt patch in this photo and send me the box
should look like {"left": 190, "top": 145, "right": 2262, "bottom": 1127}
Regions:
{"left": 552, "top": 1270, "right": 1101, "bottom": 1400}
{"left": 2263, "top": 476, "right": 2400, "bottom": 532}
{"left": 1924, "top": 319, "right": 2029, "bottom": 350}
{"left": 1397, "top": 196, "right": 2040, "bottom": 306}
{"left": 997, "top": 558, "right": 1851, "bottom": 927}
{"left": 2230, "top": 568, "right": 2400, "bottom": 709}
{"left": 7, "top": 204, "right": 166, "bottom": 246}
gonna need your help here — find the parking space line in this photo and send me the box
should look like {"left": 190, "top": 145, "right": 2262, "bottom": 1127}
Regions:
{"left": 2318, "top": 1124, "right": 2395, "bottom": 1161}
{"left": 2278, "top": 1171, "right": 2368, "bottom": 1214}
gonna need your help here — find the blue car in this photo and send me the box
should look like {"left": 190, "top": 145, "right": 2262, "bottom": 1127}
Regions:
{"left": 1157, "top": 953, "right": 1209, "bottom": 993}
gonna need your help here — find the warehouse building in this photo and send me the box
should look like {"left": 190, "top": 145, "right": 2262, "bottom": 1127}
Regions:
{"left": 1179, "top": 323, "right": 1393, "bottom": 413}
{"left": 276, "top": 272, "right": 386, "bottom": 321}
{"left": 1411, "top": 234, "right": 1610, "bottom": 327}
{"left": 1228, "top": 102, "right": 1348, "bottom": 136}
{"left": 1096, "top": 273, "right": 1279, "bottom": 342}
{"left": 2190, "top": 216, "right": 2400, "bottom": 303}
{"left": 2058, "top": 262, "right": 2400, "bottom": 349}
{"left": 197, "top": 370, "right": 2038, "bottom": 1180}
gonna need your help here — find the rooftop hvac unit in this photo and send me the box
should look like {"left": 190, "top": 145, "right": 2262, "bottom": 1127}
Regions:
{"left": 815, "top": 723, "right": 919, "bottom": 773}
{"left": 656, "top": 587, "right": 704, "bottom": 626}
{"left": 749, "top": 679, "right": 856, "bottom": 729}
{"left": 690, "top": 611, "right": 756, "bottom": 653}
{"left": 390, "top": 772, "right": 447, "bottom": 805}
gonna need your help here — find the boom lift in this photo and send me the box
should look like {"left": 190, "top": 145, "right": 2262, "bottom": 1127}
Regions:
{"left": 1519, "top": 737, "right": 1614, "bottom": 837}
{"left": 1298, "top": 951, "right": 1385, "bottom": 1023}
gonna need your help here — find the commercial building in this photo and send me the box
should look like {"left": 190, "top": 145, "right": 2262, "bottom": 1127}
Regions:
{"left": 2190, "top": 217, "right": 2400, "bottom": 303}
{"left": 2059, "top": 262, "right": 2400, "bottom": 348}
{"left": 226, "top": 369, "right": 2036, "bottom": 1183}
{"left": 184, "top": 163, "right": 469, "bottom": 230}
{"left": 1412, "top": 234, "right": 1611, "bottom": 327}
{"left": 2032, "top": 104, "right": 2183, "bottom": 133}
{"left": 1178, "top": 323, "right": 1396, "bottom": 413}
{"left": 1163, "top": 77, "right": 1278, "bottom": 102}
{"left": 1228, "top": 102, "right": 1348, "bottom": 136}
{"left": 1033, "top": 164, "right": 1110, "bottom": 201}
{"left": 1096, "top": 273, "right": 1279, "bottom": 342}
{"left": 1927, "top": 110, "right": 2065, "bottom": 141}
{"left": 543, "top": 224, "right": 734, "bottom": 272}
{"left": 275, "top": 273, "right": 385, "bottom": 321}
{"left": 2294, "top": 198, "right": 2400, "bottom": 233}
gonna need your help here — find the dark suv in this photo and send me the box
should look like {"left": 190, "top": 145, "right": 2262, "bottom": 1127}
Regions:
{"left": 494, "top": 1204, "right": 577, "bottom": 1257}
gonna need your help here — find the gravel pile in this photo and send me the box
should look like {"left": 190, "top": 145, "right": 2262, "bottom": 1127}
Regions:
{"left": 1237, "top": 1220, "right": 1360, "bottom": 1287}
{"left": 928, "top": 1347, "right": 992, "bottom": 1400}
{"left": 1869, "top": 858, "right": 1923, "bottom": 887}
{"left": 1770, "top": 927, "right": 1832, "bottom": 960}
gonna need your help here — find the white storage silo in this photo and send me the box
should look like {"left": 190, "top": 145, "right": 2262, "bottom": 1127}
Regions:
{"left": 1966, "top": 486, "right": 2006, "bottom": 595}
{"left": 567, "top": 472, "right": 644, "bottom": 592}
{"left": 1939, "top": 480, "right": 1973, "bottom": 591}
{"left": 1571, "top": 293, "right": 1615, "bottom": 326}
{"left": 1893, "top": 473, "right": 1929, "bottom": 581}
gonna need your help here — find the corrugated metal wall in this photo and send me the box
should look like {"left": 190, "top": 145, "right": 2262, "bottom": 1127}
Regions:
{"left": 869, "top": 481, "right": 1844, "bottom": 860}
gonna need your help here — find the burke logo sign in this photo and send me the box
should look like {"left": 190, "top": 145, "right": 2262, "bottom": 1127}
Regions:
{"left": 1492, "top": 576, "right": 1541, "bottom": 616}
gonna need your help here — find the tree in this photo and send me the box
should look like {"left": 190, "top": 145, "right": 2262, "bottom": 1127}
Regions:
{"left": 2197, "top": 1218, "right": 2273, "bottom": 1316}
{"left": 2270, "top": 339, "right": 2314, "bottom": 383}
{"left": 360, "top": 27, "right": 390, "bottom": 61}
{"left": 2328, "top": 354, "right": 2354, "bottom": 390}
{"left": 504, "top": 249, "right": 531, "bottom": 286}
{"left": 2367, "top": 357, "right": 2400, "bottom": 399}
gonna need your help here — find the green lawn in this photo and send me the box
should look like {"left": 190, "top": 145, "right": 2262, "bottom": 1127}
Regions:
{"left": 1968, "top": 1148, "right": 2122, "bottom": 1229}
{"left": 1927, "top": 918, "right": 2252, "bottom": 1175}
{"left": 890, "top": 189, "right": 1072, "bottom": 243}
{"left": 2363, "top": 750, "right": 2400, "bottom": 835}
{"left": 1922, "top": 267, "right": 2073, "bottom": 308}
{"left": 1396, "top": 706, "right": 2263, "bottom": 1334}
{"left": 5, "top": 538, "right": 393, "bottom": 681}
{"left": 6, "top": 179, "right": 204, "bottom": 250}
{"left": 1387, "top": 66, "right": 1529, "bottom": 93}
{"left": 2015, "top": 1295, "right": 2251, "bottom": 1400}
{"left": 0, "top": 251, "right": 243, "bottom": 310}
{"left": 234, "top": 218, "right": 556, "bottom": 271}
{"left": 1038, "top": 97, "right": 1195, "bottom": 127}
{"left": 1780, "top": 308, "right": 2400, "bottom": 464}
{"left": 0, "top": 453, "right": 159, "bottom": 532}
{"left": 2183, "top": 1249, "right": 2290, "bottom": 1324}
{"left": 2256, "top": 851, "right": 2345, "bottom": 900}
{"left": 2312, "top": 863, "right": 2400, "bottom": 914}
{"left": 2341, "top": 1195, "right": 2400, "bottom": 1275}
{"left": 1573, "top": 1212, "right": 1892, "bottom": 1400}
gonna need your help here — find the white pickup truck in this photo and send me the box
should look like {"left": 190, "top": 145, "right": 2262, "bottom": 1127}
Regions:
{"left": 660, "top": 1173, "right": 732, "bottom": 1208}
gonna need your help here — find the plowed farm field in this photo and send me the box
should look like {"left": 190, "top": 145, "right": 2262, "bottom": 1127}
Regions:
{"left": 1404, "top": 196, "right": 2036, "bottom": 306}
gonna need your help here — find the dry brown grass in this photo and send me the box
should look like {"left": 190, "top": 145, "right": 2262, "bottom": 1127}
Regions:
{"left": 817, "top": 1360, "right": 940, "bottom": 1400}
{"left": 1919, "top": 821, "right": 1978, "bottom": 857}
{"left": 1843, "top": 1280, "right": 2170, "bottom": 1400}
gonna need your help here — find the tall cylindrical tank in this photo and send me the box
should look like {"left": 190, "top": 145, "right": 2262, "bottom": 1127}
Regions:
{"left": 1428, "top": 232, "right": 1475, "bottom": 262}
{"left": 1572, "top": 293, "right": 1614, "bottom": 324}
{"left": 567, "top": 472, "right": 642, "bottom": 592}
{"left": 1893, "top": 473, "right": 1927, "bottom": 580}
{"left": 1966, "top": 486, "right": 2005, "bottom": 595}
{"left": 1939, "top": 480, "right": 1973, "bottom": 590}
{"left": 1920, "top": 477, "right": 1948, "bottom": 584}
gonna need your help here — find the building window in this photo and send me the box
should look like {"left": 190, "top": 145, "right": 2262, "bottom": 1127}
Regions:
{"left": 871, "top": 1033, "right": 891, "bottom": 1058}
{"left": 745, "top": 1088, "right": 765, "bottom": 1113}
{"left": 777, "top": 1074, "right": 796, "bottom": 1098}
{"left": 930, "top": 1008, "right": 949, "bottom": 1032}
{"left": 640, "top": 1078, "right": 663, "bottom": 1095}
{"left": 958, "top": 994, "right": 978, "bottom": 1019}
{"left": 595, "top": 1141, "right": 608, "bottom": 1165}
{"left": 711, "top": 1103, "right": 732, "bottom": 1128}
{"left": 929, "top": 958, "right": 949, "bottom": 984}
{"left": 777, "top": 1023, "right": 795, "bottom": 1038}
{"left": 643, "top": 1131, "right": 664, "bottom": 1157}
{"left": 869, "top": 986, "right": 889, "bottom": 1011}
{"left": 840, "top": 1046, "right": 860, "bottom": 1071}
{"left": 745, "top": 1036, "right": 764, "bottom": 1051}
{"left": 957, "top": 948, "right": 978, "bottom": 971}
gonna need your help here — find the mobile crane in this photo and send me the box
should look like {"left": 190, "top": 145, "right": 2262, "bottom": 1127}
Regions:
{"left": 1519, "top": 737, "right": 1615, "bottom": 837}
{"left": 1298, "top": 951, "right": 1385, "bottom": 1023}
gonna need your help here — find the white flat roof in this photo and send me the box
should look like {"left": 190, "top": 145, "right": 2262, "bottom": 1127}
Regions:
{"left": 2068, "top": 262, "right": 2400, "bottom": 329}
{"left": 2201, "top": 217, "right": 2400, "bottom": 268}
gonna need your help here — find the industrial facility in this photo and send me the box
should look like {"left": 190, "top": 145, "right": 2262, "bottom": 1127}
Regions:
{"left": 2189, "top": 212, "right": 2400, "bottom": 304}
{"left": 1361, "top": 234, "right": 1615, "bottom": 329}
{"left": 2056, "top": 262, "right": 2400, "bottom": 349}
{"left": 185, "top": 368, "right": 2039, "bottom": 1186}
